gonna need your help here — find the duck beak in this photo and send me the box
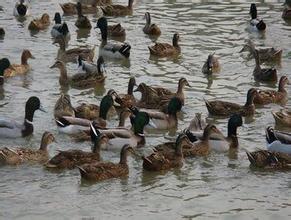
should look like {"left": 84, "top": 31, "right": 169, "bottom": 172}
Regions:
{"left": 39, "top": 103, "right": 47, "bottom": 113}
{"left": 50, "top": 63, "right": 57, "bottom": 69}
{"left": 30, "top": 55, "right": 35, "bottom": 59}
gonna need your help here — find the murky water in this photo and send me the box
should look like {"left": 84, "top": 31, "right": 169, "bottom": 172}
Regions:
{"left": 1, "top": 0, "right": 291, "bottom": 219}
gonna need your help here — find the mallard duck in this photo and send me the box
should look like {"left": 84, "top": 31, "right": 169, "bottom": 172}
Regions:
{"left": 272, "top": 109, "right": 291, "bottom": 126}
{"left": 0, "top": 96, "right": 45, "bottom": 138}
{"left": 4, "top": 49, "right": 35, "bottom": 77}
{"left": 253, "top": 49, "right": 277, "bottom": 83}
{"left": 50, "top": 60, "right": 105, "bottom": 89}
{"left": 95, "top": 17, "right": 131, "bottom": 59}
{"left": 143, "top": 12, "right": 161, "bottom": 36}
{"left": 253, "top": 76, "right": 289, "bottom": 105}
{"left": 54, "top": 37, "right": 95, "bottom": 63}
{"left": 148, "top": 33, "right": 180, "bottom": 57}
{"left": 202, "top": 53, "right": 220, "bottom": 75}
{"left": 142, "top": 134, "right": 188, "bottom": 171}
{"left": 28, "top": 13, "right": 50, "bottom": 31}
{"left": 93, "top": 111, "right": 151, "bottom": 148}
{"left": 205, "top": 88, "right": 258, "bottom": 117}
{"left": 265, "top": 126, "right": 291, "bottom": 154}
{"left": 0, "top": 132, "right": 55, "bottom": 166}
{"left": 246, "top": 150, "right": 291, "bottom": 169}
{"left": 13, "top": 0, "right": 29, "bottom": 17}
{"left": 114, "top": 77, "right": 137, "bottom": 109}
{"left": 100, "top": 0, "right": 134, "bottom": 16}
{"left": 240, "top": 40, "right": 282, "bottom": 64}
{"left": 45, "top": 124, "right": 108, "bottom": 169}
{"left": 0, "top": 58, "right": 12, "bottom": 85}
{"left": 141, "top": 97, "right": 183, "bottom": 130}
{"left": 117, "top": 108, "right": 132, "bottom": 128}
{"left": 78, "top": 144, "right": 134, "bottom": 181}
{"left": 77, "top": 56, "right": 106, "bottom": 76}
{"left": 56, "top": 94, "right": 115, "bottom": 134}
{"left": 249, "top": 3, "right": 266, "bottom": 31}
{"left": 54, "top": 93, "right": 75, "bottom": 119}
{"left": 51, "top": 13, "right": 70, "bottom": 40}
{"left": 74, "top": 89, "right": 117, "bottom": 120}
{"left": 75, "top": 2, "right": 92, "bottom": 29}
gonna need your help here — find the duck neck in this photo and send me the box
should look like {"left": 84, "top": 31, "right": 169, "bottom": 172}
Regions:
{"left": 173, "top": 37, "right": 179, "bottom": 48}
{"left": 99, "top": 105, "right": 110, "bottom": 120}
{"left": 227, "top": 123, "right": 238, "bottom": 138}
{"left": 92, "top": 141, "right": 101, "bottom": 154}
{"left": 278, "top": 80, "right": 287, "bottom": 93}
{"left": 175, "top": 143, "right": 183, "bottom": 157}
{"left": 58, "top": 40, "right": 66, "bottom": 51}
{"left": 177, "top": 83, "right": 184, "bottom": 95}
{"left": 128, "top": 0, "right": 134, "bottom": 9}
{"left": 100, "top": 25, "right": 108, "bottom": 42}
{"left": 119, "top": 149, "right": 129, "bottom": 165}
{"left": 254, "top": 51, "right": 260, "bottom": 67}
{"left": 21, "top": 54, "right": 28, "bottom": 65}
{"left": 58, "top": 65, "right": 69, "bottom": 86}
{"left": 23, "top": 108, "right": 35, "bottom": 137}
{"left": 128, "top": 81, "right": 135, "bottom": 95}
{"left": 39, "top": 138, "right": 49, "bottom": 151}
{"left": 245, "top": 94, "right": 254, "bottom": 106}
{"left": 77, "top": 4, "right": 82, "bottom": 17}
{"left": 145, "top": 13, "right": 151, "bottom": 26}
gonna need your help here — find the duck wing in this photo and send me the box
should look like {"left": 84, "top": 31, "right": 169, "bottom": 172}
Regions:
{"left": 0, "top": 118, "right": 18, "bottom": 129}
{"left": 205, "top": 100, "right": 241, "bottom": 116}
{"left": 62, "top": 116, "right": 91, "bottom": 126}
{"left": 274, "top": 130, "right": 291, "bottom": 144}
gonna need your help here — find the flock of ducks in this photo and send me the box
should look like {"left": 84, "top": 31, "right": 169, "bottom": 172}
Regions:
{"left": 1, "top": 0, "right": 291, "bottom": 184}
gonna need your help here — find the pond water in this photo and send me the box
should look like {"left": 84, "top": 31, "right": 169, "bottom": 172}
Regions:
{"left": 1, "top": 0, "right": 291, "bottom": 219}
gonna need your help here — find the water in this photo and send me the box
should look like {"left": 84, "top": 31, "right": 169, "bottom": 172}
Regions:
{"left": 1, "top": 0, "right": 291, "bottom": 219}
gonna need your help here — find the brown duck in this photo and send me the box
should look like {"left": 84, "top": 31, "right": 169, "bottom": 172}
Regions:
{"left": 45, "top": 124, "right": 108, "bottom": 169}
{"left": 148, "top": 33, "right": 180, "bottom": 57}
{"left": 78, "top": 144, "right": 134, "bottom": 181}
{"left": 0, "top": 132, "right": 55, "bottom": 166}
{"left": 54, "top": 93, "right": 75, "bottom": 119}
{"left": 205, "top": 88, "right": 258, "bottom": 117}
{"left": 143, "top": 12, "right": 161, "bottom": 36}
{"left": 114, "top": 77, "right": 137, "bottom": 109}
{"left": 28, "top": 13, "right": 50, "bottom": 31}
{"left": 100, "top": 0, "right": 134, "bottom": 16}
{"left": 253, "top": 76, "right": 289, "bottom": 105}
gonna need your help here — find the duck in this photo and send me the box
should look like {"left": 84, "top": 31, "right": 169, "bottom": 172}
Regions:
{"left": 95, "top": 17, "right": 131, "bottom": 59}
{"left": 60, "top": 1, "right": 107, "bottom": 15}
{"left": 54, "top": 93, "right": 75, "bottom": 119}
{"left": 272, "top": 109, "right": 291, "bottom": 127}
{"left": 4, "top": 49, "right": 35, "bottom": 77}
{"left": 0, "top": 96, "right": 45, "bottom": 138}
{"left": 0, "top": 132, "right": 55, "bottom": 166}
{"left": 202, "top": 53, "right": 220, "bottom": 75}
{"left": 77, "top": 56, "right": 105, "bottom": 76}
{"left": 246, "top": 150, "right": 291, "bottom": 169}
{"left": 143, "top": 12, "right": 161, "bottom": 36}
{"left": 253, "top": 76, "right": 289, "bottom": 106}
{"left": 135, "top": 78, "right": 190, "bottom": 109}
{"left": 142, "top": 134, "right": 188, "bottom": 171}
{"left": 51, "top": 13, "right": 70, "bottom": 41}
{"left": 54, "top": 36, "right": 95, "bottom": 63}
{"left": 282, "top": 0, "right": 291, "bottom": 19}
{"left": 78, "top": 144, "right": 134, "bottom": 182}
{"left": 205, "top": 88, "right": 258, "bottom": 117}
{"left": 93, "top": 111, "right": 151, "bottom": 148}
{"left": 140, "top": 97, "right": 183, "bottom": 130}
{"left": 56, "top": 93, "right": 115, "bottom": 134}
{"left": 265, "top": 126, "right": 291, "bottom": 154}
{"left": 249, "top": 3, "right": 266, "bottom": 31}
{"left": 13, "top": 0, "right": 29, "bottom": 17}
{"left": 74, "top": 89, "right": 117, "bottom": 120}
{"left": 253, "top": 49, "right": 277, "bottom": 83}
{"left": 100, "top": 0, "right": 134, "bottom": 16}
{"left": 187, "top": 113, "right": 207, "bottom": 132}
{"left": 148, "top": 32, "right": 180, "bottom": 57}
{"left": 45, "top": 123, "right": 108, "bottom": 169}
{"left": 50, "top": 60, "right": 105, "bottom": 89}
{"left": 240, "top": 40, "right": 282, "bottom": 64}
{"left": 94, "top": 19, "right": 126, "bottom": 38}
{"left": 156, "top": 125, "right": 221, "bottom": 158}
{"left": 0, "top": 58, "right": 13, "bottom": 85}
{"left": 114, "top": 77, "right": 137, "bottom": 109}
{"left": 75, "top": 2, "right": 92, "bottom": 29}
{"left": 28, "top": 13, "right": 50, "bottom": 31}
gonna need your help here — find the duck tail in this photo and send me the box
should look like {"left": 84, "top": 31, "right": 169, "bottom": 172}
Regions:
{"left": 76, "top": 165, "right": 87, "bottom": 177}
{"left": 119, "top": 43, "right": 131, "bottom": 58}
{"left": 245, "top": 150, "right": 256, "bottom": 166}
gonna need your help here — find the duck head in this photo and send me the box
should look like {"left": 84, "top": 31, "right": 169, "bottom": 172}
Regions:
{"left": 128, "top": 77, "right": 137, "bottom": 95}
{"left": 167, "top": 97, "right": 183, "bottom": 115}
{"left": 245, "top": 88, "right": 258, "bottom": 106}
{"left": 39, "top": 131, "right": 56, "bottom": 151}
{"left": 173, "top": 32, "right": 180, "bottom": 47}
{"left": 278, "top": 76, "right": 289, "bottom": 91}
{"left": 96, "top": 17, "right": 108, "bottom": 41}
{"left": 227, "top": 114, "right": 243, "bottom": 138}
{"left": 53, "top": 12, "right": 62, "bottom": 24}
{"left": 50, "top": 60, "right": 65, "bottom": 70}
{"left": 25, "top": 96, "right": 46, "bottom": 123}
{"left": 205, "top": 54, "right": 216, "bottom": 73}
{"left": 175, "top": 133, "right": 191, "bottom": 156}
{"left": 249, "top": 3, "right": 257, "bottom": 19}
{"left": 22, "top": 49, "right": 35, "bottom": 64}
{"left": 41, "top": 13, "right": 50, "bottom": 23}
{"left": 119, "top": 144, "right": 135, "bottom": 165}
{"left": 265, "top": 126, "right": 277, "bottom": 144}
{"left": 17, "top": 0, "right": 27, "bottom": 16}
{"left": 99, "top": 94, "right": 114, "bottom": 120}
{"left": 202, "top": 124, "right": 221, "bottom": 140}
